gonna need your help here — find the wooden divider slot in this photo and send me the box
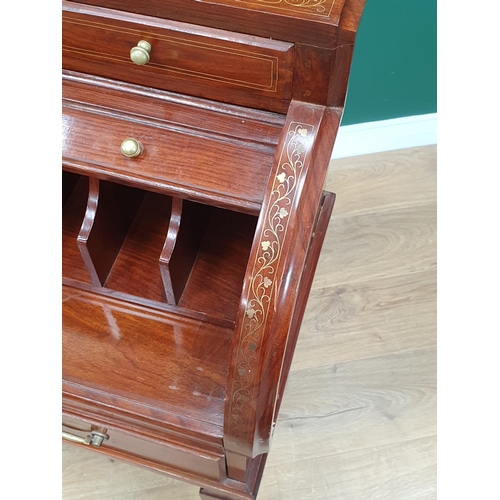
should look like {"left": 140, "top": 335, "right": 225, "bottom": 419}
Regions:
{"left": 160, "top": 198, "right": 213, "bottom": 305}
{"left": 77, "top": 177, "right": 146, "bottom": 287}
{"left": 63, "top": 172, "right": 91, "bottom": 284}
{"left": 104, "top": 190, "right": 174, "bottom": 302}
{"left": 177, "top": 208, "right": 257, "bottom": 322}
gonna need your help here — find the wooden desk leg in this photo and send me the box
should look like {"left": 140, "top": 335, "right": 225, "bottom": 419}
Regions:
{"left": 226, "top": 450, "right": 250, "bottom": 483}
{"left": 199, "top": 488, "right": 240, "bottom": 500}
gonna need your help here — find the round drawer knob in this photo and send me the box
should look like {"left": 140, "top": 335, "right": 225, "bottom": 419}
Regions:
{"left": 120, "top": 138, "right": 143, "bottom": 158}
{"left": 130, "top": 40, "right": 152, "bottom": 65}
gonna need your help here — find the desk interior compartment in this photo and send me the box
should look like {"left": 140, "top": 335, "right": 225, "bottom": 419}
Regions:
{"left": 62, "top": 174, "right": 257, "bottom": 324}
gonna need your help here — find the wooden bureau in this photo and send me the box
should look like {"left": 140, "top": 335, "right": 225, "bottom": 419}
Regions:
{"left": 62, "top": 1, "right": 366, "bottom": 498}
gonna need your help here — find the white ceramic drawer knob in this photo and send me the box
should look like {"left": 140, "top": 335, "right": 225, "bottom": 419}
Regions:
{"left": 130, "top": 40, "right": 152, "bottom": 65}
{"left": 120, "top": 138, "right": 143, "bottom": 158}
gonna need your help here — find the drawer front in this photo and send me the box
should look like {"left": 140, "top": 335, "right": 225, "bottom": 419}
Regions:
{"left": 62, "top": 4, "right": 294, "bottom": 112}
{"left": 62, "top": 414, "right": 226, "bottom": 481}
{"left": 62, "top": 98, "right": 274, "bottom": 214}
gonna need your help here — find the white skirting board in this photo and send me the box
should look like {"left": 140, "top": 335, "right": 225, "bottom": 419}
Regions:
{"left": 331, "top": 113, "right": 437, "bottom": 159}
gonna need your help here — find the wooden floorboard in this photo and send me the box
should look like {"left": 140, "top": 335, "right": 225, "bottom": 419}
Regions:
{"left": 62, "top": 145, "right": 437, "bottom": 499}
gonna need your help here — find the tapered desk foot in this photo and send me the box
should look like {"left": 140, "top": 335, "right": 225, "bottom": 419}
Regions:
{"left": 200, "top": 488, "right": 243, "bottom": 500}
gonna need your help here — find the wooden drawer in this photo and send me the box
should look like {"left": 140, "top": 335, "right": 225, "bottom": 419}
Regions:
{"left": 62, "top": 73, "right": 284, "bottom": 215}
{"left": 62, "top": 2, "right": 294, "bottom": 112}
{"left": 62, "top": 101, "right": 271, "bottom": 213}
{"left": 62, "top": 414, "right": 226, "bottom": 481}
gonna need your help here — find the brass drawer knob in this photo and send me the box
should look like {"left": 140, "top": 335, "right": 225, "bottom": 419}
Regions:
{"left": 120, "top": 138, "right": 143, "bottom": 158}
{"left": 130, "top": 40, "right": 152, "bottom": 65}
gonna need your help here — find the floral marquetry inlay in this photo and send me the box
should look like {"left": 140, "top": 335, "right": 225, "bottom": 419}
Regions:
{"left": 228, "top": 121, "right": 314, "bottom": 439}
{"left": 232, "top": 0, "right": 335, "bottom": 16}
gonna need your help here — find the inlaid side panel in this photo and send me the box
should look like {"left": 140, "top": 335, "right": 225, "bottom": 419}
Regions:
{"left": 226, "top": 117, "right": 318, "bottom": 455}
{"left": 224, "top": 101, "right": 342, "bottom": 460}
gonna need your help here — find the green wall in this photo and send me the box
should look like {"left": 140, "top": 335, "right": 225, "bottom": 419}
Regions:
{"left": 341, "top": 0, "right": 437, "bottom": 125}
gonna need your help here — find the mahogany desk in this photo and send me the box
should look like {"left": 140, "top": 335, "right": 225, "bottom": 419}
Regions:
{"left": 62, "top": 1, "right": 366, "bottom": 498}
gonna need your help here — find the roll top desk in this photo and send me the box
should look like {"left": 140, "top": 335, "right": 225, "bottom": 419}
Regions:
{"left": 62, "top": 1, "right": 366, "bottom": 498}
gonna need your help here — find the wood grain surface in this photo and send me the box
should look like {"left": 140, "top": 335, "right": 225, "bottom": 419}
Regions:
{"left": 62, "top": 145, "right": 437, "bottom": 499}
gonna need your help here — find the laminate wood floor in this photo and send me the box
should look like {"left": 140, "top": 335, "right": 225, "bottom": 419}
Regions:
{"left": 62, "top": 145, "right": 437, "bottom": 500}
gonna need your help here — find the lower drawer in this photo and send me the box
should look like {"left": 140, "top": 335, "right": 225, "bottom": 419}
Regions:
{"left": 62, "top": 414, "right": 226, "bottom": 481}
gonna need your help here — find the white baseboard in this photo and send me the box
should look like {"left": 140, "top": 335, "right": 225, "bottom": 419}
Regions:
{"left": 331, "top": 113, "right": 437, "bottom": 159}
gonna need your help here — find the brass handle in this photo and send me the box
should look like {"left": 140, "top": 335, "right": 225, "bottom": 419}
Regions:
{"left": 62, "top": 430, "right": 108, "bottom": 447}
{"left": 130, "top": 40, "right": 151, "bottom": 65}
{"left": 120, "top": 138, "right": 143, "bottom": 158}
